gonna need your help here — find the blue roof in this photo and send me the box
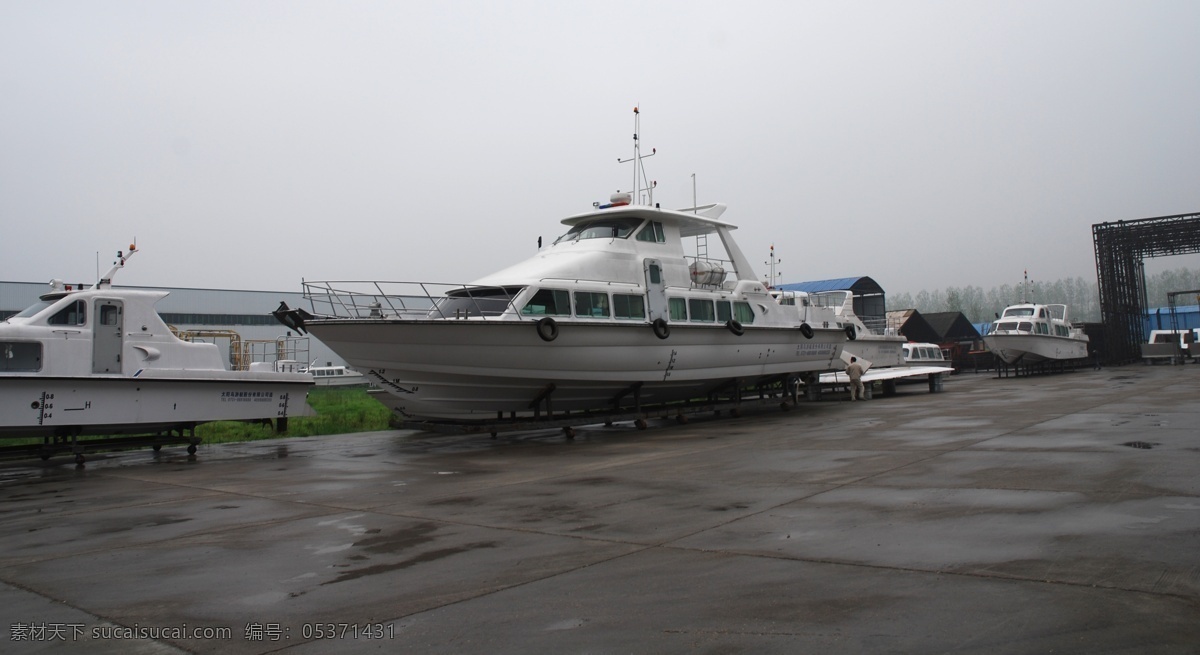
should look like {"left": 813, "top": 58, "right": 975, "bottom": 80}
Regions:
{"left": 775, "top": 276, "right": 882, "bottom": 294}
{"left": 1147, "top": 305, "right": 1199, "bottom": 314}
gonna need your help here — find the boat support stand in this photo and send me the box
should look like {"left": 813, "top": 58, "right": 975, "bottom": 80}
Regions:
{"left": 395, "top": 375, "right": 805, "bottom": 439}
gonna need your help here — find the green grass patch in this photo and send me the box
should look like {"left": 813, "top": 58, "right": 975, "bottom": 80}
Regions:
{"left": 196, "top": 387, "right": 392, "bottom": 444}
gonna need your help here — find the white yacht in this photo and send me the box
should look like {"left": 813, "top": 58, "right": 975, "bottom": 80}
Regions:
{"left": 811, "top": 289, "right": 906, "bottom": 368}
{"left": 983, "top": 302, "right": 1089, "bottom": 364}
{"left": 783, "top": 290, "right": 952, "bottom": 388}
{"left": 276, "top": 111, "right": 848, "bottom": 421}
{"left": 0, "top": 244, "right": 314, "bottom": 445}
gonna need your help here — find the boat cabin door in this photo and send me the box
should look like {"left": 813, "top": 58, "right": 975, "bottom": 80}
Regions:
{"left": 643, "top": 259, "right": 667, "bottom": 321}
{"left": 92, "top": 299, "right": 123, "bottom": 374}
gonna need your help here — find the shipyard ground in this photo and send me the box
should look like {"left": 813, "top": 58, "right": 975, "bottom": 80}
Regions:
{"left": 2, "top": 364, "right": 1198, "bottom": 654}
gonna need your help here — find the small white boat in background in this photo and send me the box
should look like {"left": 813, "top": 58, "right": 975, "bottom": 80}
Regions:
{"left": 306, "top": 363, "right": 369, "bottom": 387}
{"left": 0, "top": 244, "right": 313, "bottom": 460}
{"left": 983, "top": 302, "right": 1089, "bottom": 364}
{"left": 903, "top": 342, "right": 952, "bottom": 367}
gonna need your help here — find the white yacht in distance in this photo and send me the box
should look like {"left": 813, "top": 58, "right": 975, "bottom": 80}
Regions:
{"left": 983, "top": 302, "right": 1089, "bottom": 364}
{"left": 0, "top": 244, "right": 314, "bottom": 451}
{"left": 276, "top": 110, "right": 848, "bottom": 421}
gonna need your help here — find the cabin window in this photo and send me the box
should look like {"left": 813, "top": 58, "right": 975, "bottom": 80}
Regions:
{"left": 1004, "top": 307, "right": 1034, "bottom": 317}
{"left": 733, "top": 301, "right": 755, "bottom": 324}
{"left": 574, "top": 292, "right": 611, "bottom": 318}
{"left": 668, "top": 297, "right": 687, "bottom": 321}
{"left": 521, "top": 289, "right": 571, "bottom": 316}
{"left": 48, "top": 300, "right": 87, "bottom": 326}
{"left": 1017, "top": 321, "right": 1033, "bottom": 332}
{"left": 716, "top": 301, "right": 732, "bottom": 322}
{"left": 554, "top": 217, "right": 640, "bottom": 244}
{"left": 647, "top": 264, "right": 662, "bottom": 284}
{"left": 688, "top": 299, "right": 715, "bottom": 322}
{"left": 1036, "top": 322, "right": 1049, "bottom": 335}
{"left": 613, "top": 294, "right": 646, "bottom": 320}
{"left": 635, "top": 221, "right": 666, "bottom": 243}
{"left": 100, "top": 304, "right": 120, "bottom": 326}
{"left": 1, "top": 342, "right": 42, "bottom": 372}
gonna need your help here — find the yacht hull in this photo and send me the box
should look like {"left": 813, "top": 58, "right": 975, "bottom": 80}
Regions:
{"left": 983, "top": 334, "right": 1088, "bottom": 365}
{"left": 307, "top": 319, "right": 845, "bottom": 419}
{"left": 0, "top": 372, "right": 314, "bottom": 438}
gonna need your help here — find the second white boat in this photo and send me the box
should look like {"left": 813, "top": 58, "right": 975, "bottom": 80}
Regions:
{"left": 983, "top": 302, "right": 1089, "bottom": 364}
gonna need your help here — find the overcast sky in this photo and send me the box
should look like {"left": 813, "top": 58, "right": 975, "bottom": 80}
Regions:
{"left": 2, "top": 1, "right": 1198, "bottom": 298}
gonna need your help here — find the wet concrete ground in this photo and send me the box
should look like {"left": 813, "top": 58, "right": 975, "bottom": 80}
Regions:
{"left": 2, "top": 365, "right": 1199, "bottom": 654}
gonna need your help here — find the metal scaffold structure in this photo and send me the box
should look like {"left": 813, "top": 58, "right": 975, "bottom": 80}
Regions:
{"left": 1093, "top": 211, "right": 1200, "bottom": 364}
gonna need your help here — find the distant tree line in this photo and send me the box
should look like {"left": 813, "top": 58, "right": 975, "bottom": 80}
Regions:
{"left": 889, "top": 268, "right": 1200, "bottom": 324}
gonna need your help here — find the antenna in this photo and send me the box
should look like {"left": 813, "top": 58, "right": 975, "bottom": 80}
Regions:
{"left": 617, "top": 106, "right": 656, "bottom": 205}
{"left": 764, "top": 244, "right": 782, "bottom": 288}
{"left": 96, "top": 241, "right": 139, "bottom": 290}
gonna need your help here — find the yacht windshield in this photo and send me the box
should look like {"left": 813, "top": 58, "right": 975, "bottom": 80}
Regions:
{"left": 1002, "top": 307, "right": 1035, "bottom": 317}
{"left": 428, "top": 286, "right": 523, "bottom": 318}
{"left": 554, "top": 218, "right": 641, "bottom": 244}
{"left": 13, "top": 299, "right": 57, "bottom": 319}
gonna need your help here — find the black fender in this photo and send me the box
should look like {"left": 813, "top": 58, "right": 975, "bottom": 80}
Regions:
{"left": 726, "top": 319, "right": 744, "bottom": 336}
{"left": 536, "top": 316, "right": 559, "bottom": 342}
{"left": 652, "top": 318, "right": 670, "bottom": 340}
{"left": 799, "top": 323, "right": 815, "bottom": 339}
